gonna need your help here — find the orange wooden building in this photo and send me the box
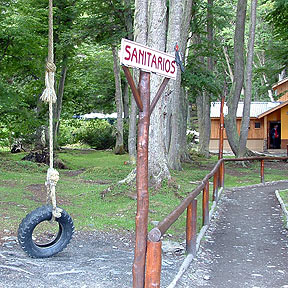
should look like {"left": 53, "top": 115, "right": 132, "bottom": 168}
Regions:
{"left": 209, "top": 78, "right": 288, "bottom": 152}
{"left": 272, "top": 77, "right": 288, "bottom": 102}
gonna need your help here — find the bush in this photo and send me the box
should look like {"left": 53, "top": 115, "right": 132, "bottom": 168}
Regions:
{"left": 58, "top": 119, "right": 82, "bottom": 146}
{"left": 59, "top": 119, "right": 115, "bottom": 150}
{"left": 79, "top": 119, "right": 115, "bottom": 149}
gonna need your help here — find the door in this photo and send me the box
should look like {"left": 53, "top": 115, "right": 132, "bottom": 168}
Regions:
{"left": 269, "top": 121, "right": 281, "bottom": 149}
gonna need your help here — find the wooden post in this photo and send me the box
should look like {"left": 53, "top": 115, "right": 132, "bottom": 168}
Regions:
{"left": 260, "top": 159, "right": 264, "bottom": 184}
{"left": 218, "top": 96, "right": 224, "bottom": 160}
{"left": 213, "top": 170, "right": 218, "bottom": 202}
{"left": 221, "top": 161, "right": 225, "bottom": 187}
{"left": 218, "top": 96, "right": 225, "bottom": 189}
{"left": 145, "top": 240, "right": 162, "bottom": 288}
{"left": 133, "top": 71, "right": 150, "bottom": 288}
{"left": 186, "top": 200, "right": 197, "bottom": 256}
{"left": 202, "top": 182, "right": 209, "bottom": 226}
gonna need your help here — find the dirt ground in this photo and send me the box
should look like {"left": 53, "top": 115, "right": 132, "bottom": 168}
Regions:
{"left": 0, "top": 229, "right": 185, "bottom": 288}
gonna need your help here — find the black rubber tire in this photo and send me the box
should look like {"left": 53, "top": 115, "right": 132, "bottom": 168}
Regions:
{"left": 18, "top": 205, "right": 74, "bottom": 258}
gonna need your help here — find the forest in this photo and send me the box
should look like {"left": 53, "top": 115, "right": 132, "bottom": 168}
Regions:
{"left": 1, "top": 0, "right": 288, "bottom": 185}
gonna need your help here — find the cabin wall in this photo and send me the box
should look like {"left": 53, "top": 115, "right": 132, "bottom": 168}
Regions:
{"left": 209, "top": 139, "right": 264, "bottom": 152}
{"left": 281, "top": 105, "right": 288, "bottom": 149}
{"left": 210, "top": 118, "right": 264, "bottom": 152}
{"left": 275, "top": 81, "right": 288, "bottom": 102}
{"left": 210, "top": 118, "right": 264, "bottom": 140}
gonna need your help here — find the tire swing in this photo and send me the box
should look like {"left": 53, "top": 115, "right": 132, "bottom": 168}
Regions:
{"left": 17, "top": 0, "right": 74, "bottom": 258}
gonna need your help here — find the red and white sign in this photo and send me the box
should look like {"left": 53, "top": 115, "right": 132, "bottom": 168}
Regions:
{"left": 120, "top": 38, "right": 177, "bottom": 80}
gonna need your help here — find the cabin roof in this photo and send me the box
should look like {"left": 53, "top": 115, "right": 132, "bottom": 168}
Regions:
{"left": 257, "top": 100, "right": 288, "bottom": 118}
{"left": 272, "top": 77, "right": 288, "bottom": 90}
{"left": 210, "top": 102, "right": 280, "bottom": 118}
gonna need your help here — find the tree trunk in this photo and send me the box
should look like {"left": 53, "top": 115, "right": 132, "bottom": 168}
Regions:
{"left": 166, "top": 0, "right": 193, "bottom": 169}
{"left": 238, "top": 0, "right": 258, "bottom": 157}
{"left": 225, "top": 0, "right": 247, "bottom": 156}
{"left": 53, "top": 55, "right": 68, "bottom": 149}
{"left": 195, "top": 34, "right": 210, "bottom": 157}
{"left": 112, "top": 45, "right": 125, "bottom": 155}
{"left": 147, "top": 0, "right": 171, "bottom": 185}
{"left": 123, "top": 81, "right": 129, "bottom": 119}
{"left": 223, "top": 45, "right": 234, "bottom": 83}
{"left": 196, "top": 90, "right": 211, "bottom": 157}
{"left": 124, "top": 0, "right": 133, "bottom": 40}
{"left": 197, "top": 0, "right": 213, "bottom": 157}
{"left": 128, "top": 0, "right": 148, "bottom": 164}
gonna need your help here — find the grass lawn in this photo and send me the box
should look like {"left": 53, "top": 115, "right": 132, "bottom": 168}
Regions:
{"left": 279, "top": 189, "right": 288, "bottom": 206}
{"left": 0, "top": 149, "right": 287, "bottom": 242}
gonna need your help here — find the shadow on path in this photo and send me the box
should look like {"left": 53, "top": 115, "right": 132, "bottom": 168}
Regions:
{"left": 177, "top": 181, "right": 288, "bottom": 288}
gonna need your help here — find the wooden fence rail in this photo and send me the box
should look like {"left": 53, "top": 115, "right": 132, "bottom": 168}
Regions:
{"left": 144, "top": 156, "right": 288, "bottom": 288}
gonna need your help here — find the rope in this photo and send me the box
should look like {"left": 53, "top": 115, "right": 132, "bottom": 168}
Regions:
{"left": 41, "top": 0, "right": 61, "bottom": 218}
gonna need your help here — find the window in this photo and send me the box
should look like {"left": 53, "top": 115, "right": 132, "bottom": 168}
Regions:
{"left": 255, "top": 122, "right": 261, "bottom": 129}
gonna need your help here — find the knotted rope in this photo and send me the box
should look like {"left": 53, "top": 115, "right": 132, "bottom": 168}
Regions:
{"left": 41, "top": 0, "right": 62, "bottom": 218}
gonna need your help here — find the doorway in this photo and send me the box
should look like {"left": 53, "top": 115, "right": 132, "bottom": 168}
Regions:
{"left": 269, "top": 121, "right": 281, "bottom": 149}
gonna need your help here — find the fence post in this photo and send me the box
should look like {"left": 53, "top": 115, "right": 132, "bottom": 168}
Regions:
{"left": 213, "top": 170, "right": 218, "bottom": 202}
{"left": 260, "top": 159, "right": 264, "bottom": 184}
{"left": 203, "top": 182, "right": 209, "bottom": 226}
{"left": 186, "top": 199, "right": 197, "bottom": 256}
{"left": 218, "top": 161, "right": 225, "bottom": 188}
{"left": 145, "top": 240, "right": 162, "bottom": 288}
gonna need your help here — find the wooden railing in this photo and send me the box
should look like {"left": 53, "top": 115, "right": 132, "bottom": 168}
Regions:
{"left": 144, "top": 156, "right": 288, "bottom": 288}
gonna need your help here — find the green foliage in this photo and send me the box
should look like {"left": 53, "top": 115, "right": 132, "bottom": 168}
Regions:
{"left": 63, "top": 45, "right": 116, "bottom": 116}
{"left": 79, "top": 0, "right": 133, "bottom": 45}
{"left": 78, "top": 119, "right": 115, "bottom": 149}
{"left": 266, "top": 0, "right": 288, "bottom": 68}
{"left": 59, "top": 119, "right": 115, "bottom": 150}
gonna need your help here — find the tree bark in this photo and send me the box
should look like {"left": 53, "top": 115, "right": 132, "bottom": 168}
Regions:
{"left": 53, "top": 55, "right": 68, "bottom": 149}
{"left": 225, "top": 0, "right": 247, "bottom": 156}
{"left": 147, "top": 0, "right": 171, "bottom": 185}
{"left": 112, "top": 45, "right": 125, "bottom": 155}
{"left": 128, "top": 0, "right": 148, "bottom": 164}
{"left": 238, "top": 0, "right": 258, "bottom": 157}
{"left": 223, "top": 45, "right": 234, "bottom": 84}
{"left": 123, "top": 81, "right": 129, "bottom": 119}
{"left": 197, "top": 0, "right": 213, "bottom": 158}
{"left": 166, "top": 0, "right": 193, "bottom": 169}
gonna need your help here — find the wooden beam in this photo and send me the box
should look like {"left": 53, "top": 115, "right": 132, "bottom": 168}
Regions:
{"left": 122, "top": 66, "right": 143, "bottom": 112}
{"left": 150, "top": 77, "right": 170, "bottom": 115}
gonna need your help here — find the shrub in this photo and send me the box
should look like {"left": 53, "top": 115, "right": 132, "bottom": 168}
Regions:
{"left": 59, "top": 119, "right": 115, "bottom": 150}
{"left": 79, "top": 119, "right": 115, "bottom": 149}
{"left": 58, "top": 119, "right": 82, "bottom": 146}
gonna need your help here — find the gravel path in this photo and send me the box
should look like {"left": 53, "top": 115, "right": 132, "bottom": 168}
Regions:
{"left": 177, "top": 181, "right": 288, "bottom": 288}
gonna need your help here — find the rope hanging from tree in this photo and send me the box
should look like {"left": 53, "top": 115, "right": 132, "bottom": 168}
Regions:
{"left": 41, "top": 0, "right": 62, "bottom": 219}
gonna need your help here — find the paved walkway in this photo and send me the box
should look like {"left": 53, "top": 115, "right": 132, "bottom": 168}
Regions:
{"left": 177, "top": 181, "right": 288, "bottom": 288}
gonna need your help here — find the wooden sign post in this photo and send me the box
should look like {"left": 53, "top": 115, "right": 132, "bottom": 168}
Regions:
{"left": 120, "top": 38, "right": 177, "bottom": 288}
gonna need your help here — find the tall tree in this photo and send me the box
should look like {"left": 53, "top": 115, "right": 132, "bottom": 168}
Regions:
{"left": 128, "top": 0, "right": 148, "bottom": 164}
{"left": 166, "top": 0, "right": 194, "bottom": 169}
{"left": 238, "top": 0, "right": 258, "bottom": 157}
{"left": 196, "top": 0, "right": 214, "bottom": 157}
{"left": 112, "top": 45, "right": 125, "bottom": 154}
{"left": 225, "top": 0, "right": 247, "bottom": 156}
{"left": 80, "top": 0, "right": 133, "bottom": 154}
